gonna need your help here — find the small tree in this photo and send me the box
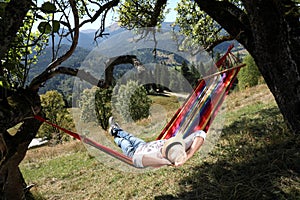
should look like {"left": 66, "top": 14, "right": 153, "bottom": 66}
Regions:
{"left": 95, "top": 88, "right": 112, "bottom": 130}
{"left": 238, "top": 54, "right": 262, "bottom": 90}
{"left": 113, "top": 80, "right": 152, "bottom": 122}
{"left": 169, "top": 69, "right": 181, "bottom": 92}
{"left": 39, "top": 90, "right": 74, "bottom": 143}
{"left": 79, "top": 87, "right": 98, "bottom": 123}
{"left": 190, "top": 64, "right": 201, "bottom": 87}
{"left": 78, "top": 87, "right": 113, "bottom": 130}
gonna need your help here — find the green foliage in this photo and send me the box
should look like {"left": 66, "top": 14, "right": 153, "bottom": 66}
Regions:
{"left": 118, "top": 0, "right": 166, "bottom": 29}
{"left": 238, "top": 54, "right": 262, "bottom": 90}
{"left": 113, "top": 80, "right": 152, "bottom": 122}
{"left": 78, "top": 86, "right": 113, "bottom": 130}
{"left": 0, "top": 0, "right": 72, "bottom": 90}
{"left": 38, "top": 22, "right": 52, "bottom": 34}
{"left": 37, "top": 2, "right": 60, "bottom": 34}
{"left": 79, "top": 86, "right": 113, "bottom": 132}
{"left": 38, "top": 90, "right": 74, "bottom": 143}
{"left": 174, "top": 0, "right": 223, "bottom": 50}
{"left": 1, "top": 11, "right": 48, "bottom": 89}
{"left": 169, "top": 69, "right": 182, "bottom": 92}
{"left": 95, "top": 88, "right": 113, "bottom": 130}
{"left": 40, "top": 2, "right": 57, "bottom": 14}
{"left": 79, "top": 87, "right": 98, "bottom": 124}
{"left": 180, "top": 61, "right": 200, "bottom": 88}
{"left": 1, "top": 0, "right": 74, "bottom": 90}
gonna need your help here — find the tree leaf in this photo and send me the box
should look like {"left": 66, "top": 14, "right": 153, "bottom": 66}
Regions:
{"left": 52, "top": 20, "right": 60, "bottom": 33}
{"left": 38, "top": 22, "right": 52, "bottom": 34}
{"left": 40, "top": 2, "right": 56, "bottom": 13}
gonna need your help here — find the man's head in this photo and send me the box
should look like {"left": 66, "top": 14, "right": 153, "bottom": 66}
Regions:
{"left": 162, "top": 136, "right": 187, "bottom": 164}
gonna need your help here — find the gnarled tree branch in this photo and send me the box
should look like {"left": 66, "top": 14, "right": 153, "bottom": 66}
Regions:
{"left": 205, "top": 35, "right": 235, "bottom": 52}
{"left": 29, "top": 0, "right": 80, "bottom": 92}
{"left": 105, "top": 55, "right": 145, "bottom": 86}
{"left": 27, "top": 55, "right": 146, "bottom": 91}
{"left": 194, "top": 0, "right": 253, "bottom": 49}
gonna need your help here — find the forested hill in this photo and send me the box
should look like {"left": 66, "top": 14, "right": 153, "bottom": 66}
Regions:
{"left": 28, "top": 45, "right": 90, "bottom": 100}
{"left": 29, "top": 22, "right": 240, "bottom": 105}
{"left": 29, "top": 22, "right": 174, "bottom": 97}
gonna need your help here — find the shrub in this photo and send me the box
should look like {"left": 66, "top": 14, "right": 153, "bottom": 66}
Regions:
{"left": 79, "top": 87, "right": 98, "bottom": 123}
{"left": 38, "top": 90, "right": 74, "bottom": 143}
{"left": 95, "top": 88, "right": 112, "bottom": 130}
{"left": 238, "top": 54, "right": 262, "bottom": 90}
{"left": 78, "top": 87, "right": 113, "bottom": 130}
{"left": 113, "top": 80, "right": 152, "bottom": 122}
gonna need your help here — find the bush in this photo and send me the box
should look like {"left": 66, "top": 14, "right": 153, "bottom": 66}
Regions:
{"left": 78, "top": 87, "right": 113, "bottom": 130}
{"left": 113, "top": 80, "right": 152, "bottom": 122}
{"left": 38, "top": 90, "right": 74, "bottom": 143}
{"left": 79, "top": 87, "right": 98, "bottom": 123}
{"left": 238, "top": 54, "right": 262, "bottom": 90}
{"left": 95, "top": 88, "right": 112, "bottom": 130}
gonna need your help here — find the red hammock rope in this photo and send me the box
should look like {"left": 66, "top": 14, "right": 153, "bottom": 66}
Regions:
{"left": 34, "top": 115, "right": 134, "bottom": 166}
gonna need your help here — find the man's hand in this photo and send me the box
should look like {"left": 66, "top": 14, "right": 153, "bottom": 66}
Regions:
{"left": 173, "top": 136, "right": 205, "bottom": 167}
{"left": 173, "top": 157, "right": 188, "bottom": 167}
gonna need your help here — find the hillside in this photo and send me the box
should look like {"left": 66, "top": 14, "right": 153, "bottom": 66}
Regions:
{"left": 29, "top": 22, "right": 242, "bottom": 100}
{"left": 28, "top": 45, "right": 90, "bottom": 100}
{"left": 20, "top": 84, "right": 299, "bottom": 199}
{"left": 48, "top": 22, "right": 174, "bottom": 50}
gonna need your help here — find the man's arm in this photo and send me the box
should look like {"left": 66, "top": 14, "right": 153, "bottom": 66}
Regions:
{"left": 142, "top": 154, "right": 172, "bottom": 168}
{"left": 174, "top": 132, "right": 206, "bottom": 167}
{"left": 185, "top": 136, "right": 205, "bottom": 160}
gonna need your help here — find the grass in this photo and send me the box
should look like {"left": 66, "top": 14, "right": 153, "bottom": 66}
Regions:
{"left": 20, "top": 84, "right": 300, "bottom": 199}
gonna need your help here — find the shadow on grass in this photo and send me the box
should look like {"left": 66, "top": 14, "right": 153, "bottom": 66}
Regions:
{"left": 156, "top": 107, "right": 300, "bottom": 200}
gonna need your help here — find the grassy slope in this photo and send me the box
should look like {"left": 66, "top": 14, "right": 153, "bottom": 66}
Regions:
{"left": 20, "top": 84, "right": 300, "bottom": 200}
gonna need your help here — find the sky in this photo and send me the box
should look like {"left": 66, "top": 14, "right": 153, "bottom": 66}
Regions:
{"left": 34, "top": 0, "right": 179, "bottom": 31}
{"left": 81, "top": 1, "right": 179, "bottom": 30}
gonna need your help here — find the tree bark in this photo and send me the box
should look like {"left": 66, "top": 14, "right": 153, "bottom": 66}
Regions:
{"left": 0, "top": 0, "right": 121, "bottom": 199}
{"left": 0, "top": 89, "right": 42, "bottom": 199}
{"left": 196, "top": 0, "right": 300, "bottom": 134}
{"left": 0, "top": 0, "right": 33, "bottom": 60}
{"left": 242, "top": 0, "right": 300, "bottom": 134}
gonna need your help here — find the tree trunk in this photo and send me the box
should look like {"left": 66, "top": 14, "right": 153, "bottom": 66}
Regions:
{"left": 242, "top": 0, "right": 300, "bottom": 134}
{"left": 197, "top": 0, "right": 300, "bottom": 134}
{"left": 0, "top": 89, "right": 42, "bottom": 199}
{"left": 0, "top": 0, "right": 32, "bottom": 60}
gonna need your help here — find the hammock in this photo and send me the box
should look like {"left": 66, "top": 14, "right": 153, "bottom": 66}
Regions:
{"left": 35, "top": 44, "right": 245, "bottom": 168}
{"left": 157, "top": 44, "right": 244, "bottom": 140}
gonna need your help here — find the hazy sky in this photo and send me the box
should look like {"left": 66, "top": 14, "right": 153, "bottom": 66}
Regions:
{"left": 35, "top": 0, "right": 179, "bottom": 31}
{"left": 82, "top": 1, "right": 179, "bottom": 30}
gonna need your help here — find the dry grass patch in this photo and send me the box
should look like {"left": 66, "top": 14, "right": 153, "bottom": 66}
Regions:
{"left": 226, "top": 84, "right": 276, "bottom": 111}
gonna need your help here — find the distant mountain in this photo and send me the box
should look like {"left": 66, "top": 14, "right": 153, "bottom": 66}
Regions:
{"left": 49, "top": 22, "right": 126, "bottom": 50}
{"left": 29, "top": 45, "right": 90, "bottom": 99}
{"left": 49, "top": 22, "right": 175, "bottom": 50}
{"left": 30, "top": 22, "right": 243, "bottom": 104}
{"left": 49, "top": 22, "right": 239, "bottom": 53}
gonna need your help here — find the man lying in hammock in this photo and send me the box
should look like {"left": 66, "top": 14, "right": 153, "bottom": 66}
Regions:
{"left": 108, "top": 117, "right": 206, "bottom": 168}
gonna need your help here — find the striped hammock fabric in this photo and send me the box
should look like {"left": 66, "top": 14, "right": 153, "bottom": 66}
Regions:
{"left": 157, "top": 61, "right": 244, "bottom": 140}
